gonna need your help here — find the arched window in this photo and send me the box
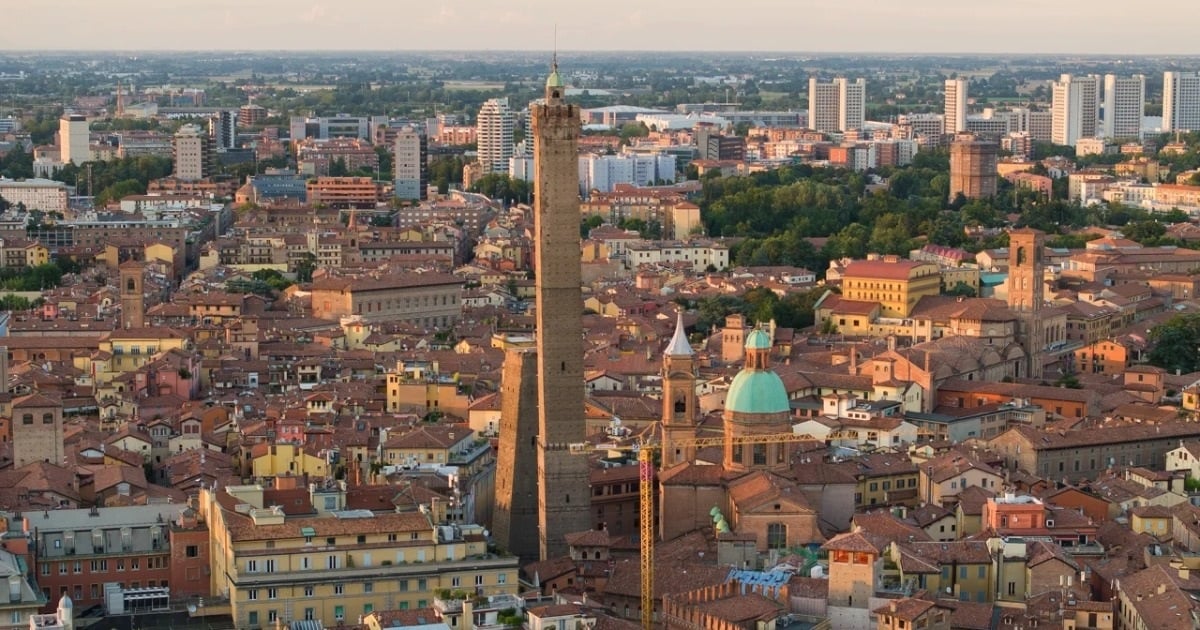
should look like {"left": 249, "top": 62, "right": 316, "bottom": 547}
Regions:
{"left": 674, "top": 398, "right": 686, "bottom": 414}
{"left": 126, "top": 277, "right": 136, "bottom": 292}
{"left": 767, "top": 523, "right": 787, "bottom": 550}
{"left": 42, "top": 413, "right": 53, "bottom": 424}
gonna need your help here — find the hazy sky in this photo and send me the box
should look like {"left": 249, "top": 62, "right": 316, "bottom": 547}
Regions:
{"left": 6, "top": 0, "right": 1199, "bottom": 55}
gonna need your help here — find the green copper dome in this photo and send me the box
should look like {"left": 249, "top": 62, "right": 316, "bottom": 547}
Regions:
{"left": 745, "top": 329, "right": 772, "bottom": 350}
{"left": 725, "top": 369, "right": 790, "bottom": 415}
{"left": 546, "top": 69, "right": 564, "bottom": 89}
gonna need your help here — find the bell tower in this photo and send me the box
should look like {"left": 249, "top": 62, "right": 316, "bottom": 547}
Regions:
{"left": 119, "top": 260, "right": 145, "bottom": 329}
{"left": 662, "top": 311, "right": 697, "bottom": 469}
{"left": 1006, "top": 228, "right": 1044, "bottom": 379}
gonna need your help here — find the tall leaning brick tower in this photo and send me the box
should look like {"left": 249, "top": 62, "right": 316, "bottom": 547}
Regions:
{"left": 532, "top": 59, "right": 592, "bottom": 560}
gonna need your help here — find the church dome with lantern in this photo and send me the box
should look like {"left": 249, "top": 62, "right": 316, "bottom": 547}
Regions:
{"left": 724, "top": 329, "right": 789, "bottom": 415}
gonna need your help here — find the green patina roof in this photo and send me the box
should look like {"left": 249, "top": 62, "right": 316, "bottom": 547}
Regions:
{"left": 745, "top": 328, "right": 772, "bottom": 350}
{"left": 546, "top": 67, "right": 564, "bottom": 89}
{"left": 725, "top": 369, "right": 790, "bottom": 415}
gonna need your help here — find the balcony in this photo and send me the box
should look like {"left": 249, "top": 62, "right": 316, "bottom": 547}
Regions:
{"left": 877, "top": 576, "right": 917, "bottom": 597}
{"left": 230, "top": 553, "right": 517, "bottom": 587}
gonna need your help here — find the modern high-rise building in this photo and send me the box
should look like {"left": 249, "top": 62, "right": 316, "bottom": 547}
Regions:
{"left": 476, "top": 97, "right": 515, "bottom": 174}
{"left": 208, "top": 110, "right": 237, "bottom": 150}
{"left": 1051, "top": 74, "right": 1099, "bottom": 146}
{"left": 1101, "top": 74, "right": 1145, "bottom": 140}
{"left": 944, "top": 78, "right": 968, "bottom": 135}
{"left": 949, "top": 132, "right": 998, "bottom": 201}
{"left": 838, "top": 78, "right": 866, "bottom": 133}
{"left": 59, "top": 114, "right": 90, "bottom": 165}
{"left": 807, "top": 78, "right": 839, "bottom": 133}
{"left": 530, "top": 62, "right": 592, "bottom": 560}
{"left": 808, "top": 77, "right": 865, "bottom": 133}
{"left": 394, "top": 127, "right": 428, "bottom": 201}
{"left": 172, "top": 124, "right": 212, "bottom": 182}
{"left": 1164, "top": 71, "right": 1200, "bottom": 132}
{"left": 237, "top": 104, "right": 267, "bottom": 127}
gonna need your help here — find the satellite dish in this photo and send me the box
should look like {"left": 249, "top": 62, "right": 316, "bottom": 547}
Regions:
{"left": 187, "top": 605, "right": 197, "bottom": 614}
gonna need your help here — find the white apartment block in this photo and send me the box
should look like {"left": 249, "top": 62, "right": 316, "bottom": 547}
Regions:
{"left": 578, "top": 153, "right": 676, "bottom": 197}
{"left": 838, "top": 78, "right": 866, "bottom": 133}
{"left": 59, "top": 115, "right": 90, "bottom": 165}
{"left": 623, "top": 240, "right": 730, "bottom": 272}
{"left": 0, "top": 177, "right": 70, "bottom": 213}
{"left": 808, "top": 78, "right": 841, "bottom": 133}
{"left": 476, "top": 98, "right": 515, "bottom": 174}
{"left": 1164, "top": 71, "right": 1200, "bottom": 132}
{"left": 1102, "top": 74, "right": 1145, "bottom": 140}
{"left": 944, "top": 78, "right": 968, "bottom": 135}
{"left": 508, "top": 156, "right": 534, "bottom": 182}
{"left": 897, "top": 113, "right": 945, "bottom": 145}
{"left": 1052, "top": 74, "right": 1099, "bottom": 146}
{"left": 394, "top": 128, "right": 427, "bottom": 201}
{"left": 809, "top": 77, "right": 865, "bottom": 133}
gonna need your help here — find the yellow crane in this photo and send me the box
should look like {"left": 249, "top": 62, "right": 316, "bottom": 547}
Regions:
{"left": 573, "top": 430, "right": 827, "bottom": 630}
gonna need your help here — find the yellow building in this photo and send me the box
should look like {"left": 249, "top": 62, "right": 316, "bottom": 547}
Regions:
{"left": 250, "top": 442, "right": 330, "bottom": 479}
{"left": 201, "top": 483, "right": 519, "bottom": 630}
{"left": 386, "top": 361, "right": 472, "bottom": 417}
{"left": 380, "top": 424, "right": 486, "bottom": 470}
{"left": 1129, "top": 505, "right": 1172, "bottom": 538}
{"left": 840, "top": 257, "right": 941, "bottom": 318}
{"left": 86, "top": 327, "right": 191, "bottom": 386}
{"left": 888, "top": 540, "right": 994, "bottom": 603}
{"left": 854, "top": 453, "right": 919, "bottom": 509}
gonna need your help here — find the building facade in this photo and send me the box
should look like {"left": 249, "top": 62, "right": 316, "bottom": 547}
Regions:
{"left": 59, "top": 115, "right": 89, "bottom": 166}
{"left": 808, "top": 77, "right": 865, "bottom": 133}
{"left": 1101, "top": 74, "right": 1145, "bottom": 140}
{"left": 12, "top": 392, "right": 64, "bottom": 468}
{"left": 309, "top": 273, "right": 462, "bottom": 326}
{"left": 476, "top": 98, "right": 515, "bottom": 174}
{"left": 944, "top": 78, "right": 968, "bottom": 135}
{"left": 0, "top": 178, "right": 69, "bottom": 213}
{"left": 1051, "top": 74, "right": 1099, "bottom": 146}
{"left": 29, "top": 505, "right": 181, "bottom": 610}
{"left": 949, "top": 133, "right": 998, "bottom": 200}
{"left": 305, "top": 177, "right": 380, "bottom": 209}
{"left": 172, "top": 125, "right": 212, "bottom": 182}
{"left": 1164, "top": 71, "right": 1200, "bottom": 132}
{"left": 200, "top": 484, "right": 518, "bottom": 630}
{"left": 394, "top": 128, "right": 429, "bottom": 201}
{"left": 209, "top": 110, "right": 237, "bottom": 150}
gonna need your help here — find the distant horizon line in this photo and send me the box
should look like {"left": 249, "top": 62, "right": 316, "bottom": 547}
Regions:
{"left": 2, "top": 49, "right": 1200, "bottom": 58}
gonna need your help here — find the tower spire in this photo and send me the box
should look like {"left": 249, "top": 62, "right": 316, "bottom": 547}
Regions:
{"left": 665, "top": 310, "right": 692, "bottom": 356}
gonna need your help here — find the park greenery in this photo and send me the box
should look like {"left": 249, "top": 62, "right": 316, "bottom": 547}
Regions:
{"left": 225, "top": 269, "right": 294, "bottom": 297}
{"left": 0, "top": 260, "right": 78, "bottom": 292}
{"left": 1149, "top": 313, "right": 1200, "bottom": 375}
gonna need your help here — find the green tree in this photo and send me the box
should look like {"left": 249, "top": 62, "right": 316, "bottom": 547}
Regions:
{"left": 618, "top": 122, "right": 649, "bottom": 145}
{"left": 581, "top": 215, "right": 604, "bottom": 238}
{"left": 1148, "top": 313, "right": 1200, "bottom": 374}
{"left": 470, "top": 174, "right": 530, "bottom": 206}
{"left": 294, "top": 253, "right": 317, "bottom": 283}
{"left": 943, "top": 282, "right": 977, "bottom": 298}
{"left": 1123, "top": 220, "right": 1167, "bottom": 243}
